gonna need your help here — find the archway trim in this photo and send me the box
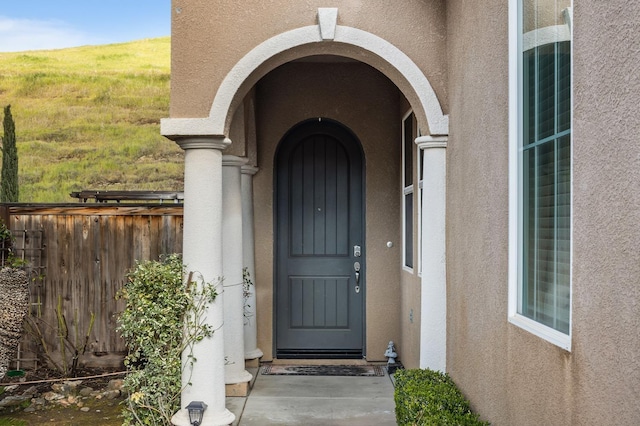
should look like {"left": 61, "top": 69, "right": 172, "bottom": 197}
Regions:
{"left": 161, "top": 25, "right": 449, "bottom": 137}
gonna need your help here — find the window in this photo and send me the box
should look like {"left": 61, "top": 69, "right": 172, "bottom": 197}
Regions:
{"left": 417, "top": 129, "right": 424, "bottom": 277}
{"left": 509, "top": 0, "right": 572, "bottom": 349}
{"left": 402, "top": 111, "right": 415, "bottom": 271}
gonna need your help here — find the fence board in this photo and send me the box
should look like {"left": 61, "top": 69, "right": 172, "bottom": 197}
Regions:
{"left": 0, "top": 204, "right": 184, "bottom": 369}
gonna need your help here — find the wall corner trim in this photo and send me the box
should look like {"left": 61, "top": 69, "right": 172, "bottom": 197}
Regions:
{"left": 318, "top": 8, "right": 338, "bottom": 40}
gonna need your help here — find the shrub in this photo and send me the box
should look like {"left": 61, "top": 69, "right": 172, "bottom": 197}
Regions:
{"left": 117, "top": 254, "right": 218, "bottom": 425}
{"left": 394, "top": 369, "right": 490, "bottom": 426}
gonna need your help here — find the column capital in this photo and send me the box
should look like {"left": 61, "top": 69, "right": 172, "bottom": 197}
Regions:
{"left": 170, "top": 135, "right": 231, "bottom": 151}
{"left": 241, "top": 163, "right": 259, "bottom": 176}
{"left": 222, "top": 155, "right": 248, "bottom": 167}
{"left": 415, "top": 135, "right": 448, "bottom": 150}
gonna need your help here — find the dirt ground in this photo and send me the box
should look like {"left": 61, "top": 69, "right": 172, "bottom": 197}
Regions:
{"left": 0, "top": 368, "right": 126, "bottom": 426}
{"left": 0, "top": 399, "right": 123, "bottom": 426}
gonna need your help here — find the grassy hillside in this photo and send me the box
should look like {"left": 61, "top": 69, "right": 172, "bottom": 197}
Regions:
{"left": 0, "top": 37, "right": 183, "bottom": 202}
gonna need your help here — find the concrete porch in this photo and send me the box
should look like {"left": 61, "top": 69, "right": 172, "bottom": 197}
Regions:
{"left": 226, "top": 363, "right": 397, "bottom": 425}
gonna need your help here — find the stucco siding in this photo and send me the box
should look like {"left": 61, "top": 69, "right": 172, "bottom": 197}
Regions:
{"left": 166, "top": 0, "right": 639, "bottom": 422}
{"left": 571, "top": 0, "right": 640, "bottom": 423}
{"left": 446, "top": 0, "right": 640, "bottom": 424}
{"left": 169, "top": 0, "right": 448, "bottom": 125}
{"left": 446, "top": 0, "right": 513, "bottom": 422}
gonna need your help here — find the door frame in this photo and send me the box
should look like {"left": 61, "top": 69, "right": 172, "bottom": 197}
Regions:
{"left": 273, "top": 118, "right": 367, "bottom": 359}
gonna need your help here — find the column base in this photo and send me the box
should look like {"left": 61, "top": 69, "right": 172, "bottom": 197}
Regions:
{"left": 225, "top": 380, "right": 251, "bottom": 397}
{"left": 245, "top": 358, "right": 260, "bottom": 368}
{"left": 225, "top": 369, "right": 253, "bottom": 385}
{"left": 244, "top": 348, "right": 263, "bottom": 360}
{"left": 225, "top": 369, "right": 253, "bottom": 397}
{"left": 171, "top": 407, "right": 235, "bottom": 426}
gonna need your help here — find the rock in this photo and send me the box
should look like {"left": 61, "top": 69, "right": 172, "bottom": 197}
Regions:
{"left": 64, "top": 380, "right": 83, "bottom": 390}
{"left": 22, "top": 385, "right": 38, "bottom": 396}
{"left": 32, "top": 397, "right": 46, "bottom": 407}
{"left": 104, "top": 390, "right": 121, "bottom": 400}
{"left": 0, "top": 268, "right": 29, "bottom": 381}
{"left": 51, "top": 383, "right": 71, "bottom": 394}
{"left": 3, "top": 385, "right": 19, "bottom": 393}
{"left": 107, "top": 379, "right": 124, "bottom": 391}
{"left": 43, "top": 391, "right": 64, "bottom": 401}
{"left": 80, "top": 406, "right": 90, "bottom": 412}
{"left": 79, "top": 387, "right": 94, "bottom": 397}
{"left": 0, "top": 395, "right": 29, "bottom": 408}
{"left": 23, "top": 406, "right": 36, "bottom": 413}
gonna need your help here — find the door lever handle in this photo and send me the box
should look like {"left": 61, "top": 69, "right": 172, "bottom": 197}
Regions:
{"left": 354, "top": 261, "right": 361, "bottom": 293}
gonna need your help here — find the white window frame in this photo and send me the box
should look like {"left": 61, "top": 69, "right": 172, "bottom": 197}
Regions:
{"left": 508, "top": 0, "right": 573, "bottom": 351}
{"left": 416, "top": 148, "right": 424, "bottom": 277}
{"left": 402, "top": 109, "right": 414, "bottom": 273}
{"left": 417, "top": 128, "right": 423, "bottom": 277}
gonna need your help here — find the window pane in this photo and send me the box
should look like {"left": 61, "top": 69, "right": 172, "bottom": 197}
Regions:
{"left": 557, "top": 41, "right": 571, "bottom": 132}
{"left": 524, "top": 49, "right": 536, "bottom": 146}
{"left": 519, "top": 6, "right": 571, "bottom": 334}
{"left": 555, "top": 135, "right": 571, "bottom": 333}
{"left": 537, "top": 44, "right": 556, "bottom": 141}
{"left": 523, "top": 0, "right": 571, "bottom": 33}
{"left": 404, "top": 114, "right": 413, "bottom": 188}
{"left": 405, "top": 193, "right": 413, "bottom": 269}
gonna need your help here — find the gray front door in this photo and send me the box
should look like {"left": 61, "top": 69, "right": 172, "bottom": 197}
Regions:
{"left": 275, "top": 119, "right": 364, "bottom": 358}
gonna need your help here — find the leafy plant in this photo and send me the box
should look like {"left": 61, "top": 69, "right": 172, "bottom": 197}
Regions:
{"left": 394, "top": 369, "right": 490, "bottom": 426}
{"left": 242, "top": 267, "right": 254, "bottom": 324}
{"left": 117, "top": 254, "right": 219, "bottom": 425}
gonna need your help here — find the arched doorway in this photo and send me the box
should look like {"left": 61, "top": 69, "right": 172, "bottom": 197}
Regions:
{"left": 274, "top": 119, "right": 365, "bottom": 358}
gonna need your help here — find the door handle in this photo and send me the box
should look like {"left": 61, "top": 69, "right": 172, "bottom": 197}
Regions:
{"left": 354, "top": 262, "right": 361, "bottom": 293}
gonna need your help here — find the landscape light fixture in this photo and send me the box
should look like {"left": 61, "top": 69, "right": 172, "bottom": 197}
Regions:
{"left": 186, "top": 401, "right": 207, "bottom": 426}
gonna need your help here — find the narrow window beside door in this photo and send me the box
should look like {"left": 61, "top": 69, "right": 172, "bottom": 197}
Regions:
{"left": 402, "top": 111, "right": 416, "bottom": 271}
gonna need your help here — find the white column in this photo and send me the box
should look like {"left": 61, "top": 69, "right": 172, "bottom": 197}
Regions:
{"left": 416, "top": 135, "right": 448, "bottom": 372}
{"left": 171, "top": 137, "right": 235, "bottom": 426}
{"left": 241, "top": 163, "right": 263, "bottom": 360}
{"left": 222, "top": 155, "right": 253, "bottom": 385}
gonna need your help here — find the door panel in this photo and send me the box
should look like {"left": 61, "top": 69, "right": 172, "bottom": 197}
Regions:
{"left": 276, "top": 119, "right": 364, "bottom": 358}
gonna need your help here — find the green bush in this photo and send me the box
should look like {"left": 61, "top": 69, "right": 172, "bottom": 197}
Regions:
{"left": 394, "top": 369, "right": 490, "bottom": 426}
{"left": 117, "top": 254, "right": 218, "bottom": 425}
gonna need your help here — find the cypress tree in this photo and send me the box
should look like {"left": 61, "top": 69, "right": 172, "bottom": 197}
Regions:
{"left": 1, "top": 105, "right": 19, "bottom": 202}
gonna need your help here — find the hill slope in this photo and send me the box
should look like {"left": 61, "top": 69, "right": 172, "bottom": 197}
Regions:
{"left": 0, "top": 37, "right": 182, "bottom": 202}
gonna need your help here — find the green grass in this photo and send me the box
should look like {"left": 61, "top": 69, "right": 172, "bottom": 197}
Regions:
{"left": 0, "top": 419, "right": 27, "bottom": 426}
{"left": 0, "top": 37, "right": 183, "bottom": 202}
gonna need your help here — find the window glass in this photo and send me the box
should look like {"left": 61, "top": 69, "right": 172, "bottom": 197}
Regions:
{"left": 404, "top": 116, "right": 413, "bottom": 188}
{"left": 402, "top": 112, "right": 415, "bottom": 270}
{"left": 518, "top": 0, "right": 571, "bottom": 335}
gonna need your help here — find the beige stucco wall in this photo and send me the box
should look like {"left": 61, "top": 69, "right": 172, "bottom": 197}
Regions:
{"left": 168, "top": 0, "right": 448, "bottom": 368}
{"left": 169, "top": 0, "right": 448, "bottom": 131}
{"left": 446, "top": 0, "right": 640, "bottom": 424}
{"left": 168, "top": 0, "right": 638, "bottom": 421}
{"left": 570, "top": 0, "right": 640, "bottom": 423}
{"left": 251, "top": 61, "right": 402, "bottom": 361}
{"left": 399, "top": 98, "right": 422, "bottom": 369}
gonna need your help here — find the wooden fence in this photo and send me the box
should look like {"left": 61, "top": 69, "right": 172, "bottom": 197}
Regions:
{"left": 0, "top": 204, "right": 183, "bottom": 370}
